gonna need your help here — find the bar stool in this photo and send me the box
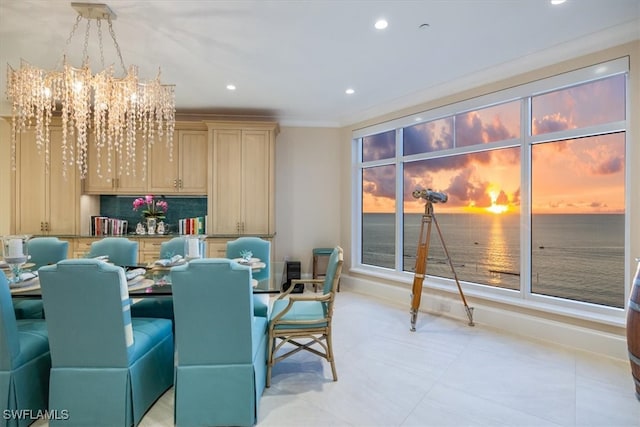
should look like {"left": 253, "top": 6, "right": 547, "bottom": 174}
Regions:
{"left": 313, "top": 247, "right": 340, "bottom": 292}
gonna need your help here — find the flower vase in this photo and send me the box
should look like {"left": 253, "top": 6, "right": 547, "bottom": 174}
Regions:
{"left": 146, "top": 217, "right": 157, "bottom": 235}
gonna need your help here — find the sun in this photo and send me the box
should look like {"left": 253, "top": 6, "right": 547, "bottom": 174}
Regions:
{"left": 486, "top": 189, "right": 508, "bottom": 214}
{"left": 486, "top": 203, "right": 508, "bottom": 214}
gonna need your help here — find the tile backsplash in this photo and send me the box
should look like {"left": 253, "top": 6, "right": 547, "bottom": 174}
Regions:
{"left": 100, "top": 196, "right": 207, "bottom": 234}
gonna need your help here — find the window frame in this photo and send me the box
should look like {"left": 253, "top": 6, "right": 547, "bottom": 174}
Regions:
{"left": 352, "top": 57, "right": 630, "bottom": 326}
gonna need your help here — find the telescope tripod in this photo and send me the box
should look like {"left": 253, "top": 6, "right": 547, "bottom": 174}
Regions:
{"left": 410, "top": 200, "right": 474, "bottom": 331}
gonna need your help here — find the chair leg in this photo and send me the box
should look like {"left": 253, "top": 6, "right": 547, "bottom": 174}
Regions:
{"left": 266, "top": 334, "right": 274, "bottom": 387}
{"left": 325, "top": 332, "right": 338, "bottom": 381}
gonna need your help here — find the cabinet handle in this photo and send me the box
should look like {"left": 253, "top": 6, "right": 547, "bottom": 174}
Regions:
{"left": 173, "top": 179, "right": 177, "bottom": 189}
{"left": 179, "top": 179, "right": 183, "bottom": 189}
{"left": 40, "top": 221, "right": 44, "bottom": 232}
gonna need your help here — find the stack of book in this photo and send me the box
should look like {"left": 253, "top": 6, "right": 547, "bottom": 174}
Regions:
{"left": 91, "top": 216, "right": 129, "bottom": 236}
{"left": 178, "top": 216, "right": 206, "bottom": 235}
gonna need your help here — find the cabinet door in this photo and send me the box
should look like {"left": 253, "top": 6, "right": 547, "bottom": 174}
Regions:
{"left": 178, "top": 131, "right": 208, "bottom": 194}
{"left": 212, "top": 130, "right": 243, "bottom": 234}
{"left": 84, "top": 136, "right": 119, "bottom": 193}
{"left": 84, "top": 134, "right": 147, "bottom": 194}
{"left": 15, "top": 130, "right": 47, "bottom": 234}
{"left": 116, "top": 132, "right": 148, "bottom": 193}
{"left": 241, "top": 130, "right": 272, "bottom": 234}
{"left": 47, "top": 128, "right": 79, "bottom": 234}
{"left": 147, "top": 135, "right": 179, "bottom": 193}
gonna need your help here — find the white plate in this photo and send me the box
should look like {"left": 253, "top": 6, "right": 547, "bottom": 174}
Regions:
{"left": 233, "top": 257, "right": 261, "bottom": 264}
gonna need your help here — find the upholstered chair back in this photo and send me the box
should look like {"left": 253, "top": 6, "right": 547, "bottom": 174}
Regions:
{"left": 26, "top": 237, "right": 69, "bottom": 270}
{"left": 226, "top": 237, "right": 271, "bottom": 287}
{"left": 38, "top": 258, "right": 174, "bottom": 426}
{"left": 171, "top": 258, "right": 255, "bottom": 364}
{"left": 87, "top": 237, "right": 138, "bottom": 267}
{"left": 0, "top": 274, "right": 20, "bottom": 370}
{"left": 39, "top": 259, "right": 132, "bottom": 367}
{"left": 170, "top": 258, "right": 267, "bottom": 427}
{"left": 1, "top": 272, "right": 51, "bottom": 424}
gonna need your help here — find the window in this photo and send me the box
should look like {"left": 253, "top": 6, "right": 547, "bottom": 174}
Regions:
{"left": 355, "top": 59, "right": 628, "bottom": 316}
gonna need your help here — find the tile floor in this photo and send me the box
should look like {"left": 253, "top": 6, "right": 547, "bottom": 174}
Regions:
{"left": 38, "top": 290, "right": 640, "bottom": 426}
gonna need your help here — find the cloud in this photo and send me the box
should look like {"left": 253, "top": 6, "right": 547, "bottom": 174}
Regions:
{"left": 404, "top": 120, "right": 453, "bottom": 155}
{"left": 456, "top": 111, "right": 516, "bottom": 146}
{"left": 532, "top": 113, "right": 571, "bottom": 135}
{"left": 496, "top": 190, "right": 509, "bottom": 205}
{"left": 363, "top": 165, "right": 395, "bottom": 199}
{"left": 592, "top": 155, "right": 624, "bottom": 175}
{"left": 362, "top": 131, "right": 395, "bottom": 161}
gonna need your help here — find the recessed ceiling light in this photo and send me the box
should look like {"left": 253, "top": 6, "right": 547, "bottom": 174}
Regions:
{"left": 374, "top": 19, "right": 388, "bottom": 30}
{"left": 550, "top": 0, "right": 566, "bottom": 5}
{"left": 226, "top": 84, "right": 236, "bottom": 91}
{"left": 345, "top": 88, "right": 355, "bottom": 95}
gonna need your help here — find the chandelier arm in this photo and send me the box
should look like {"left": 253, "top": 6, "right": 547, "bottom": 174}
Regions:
{"left": 56, "top": 14, "right": 82, "bottom": 70}
{"left": 107, "top": 17, "right": 128, "bottom": 75}
{"left": 82, "top": 17, "right": 91, "bottom": 66}
{"left": 97, "top": 19, "right": 105, "bottom": 70}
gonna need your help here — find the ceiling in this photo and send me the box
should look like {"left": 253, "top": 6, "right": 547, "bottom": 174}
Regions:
{"left": 0, "top": 0, "right": 638, "bottom": 127}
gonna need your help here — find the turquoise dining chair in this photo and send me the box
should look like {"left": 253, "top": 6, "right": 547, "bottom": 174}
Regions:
{"left": 129, "top": 236, "right": 189, "bottom": 321}
{"left": 26, "top": 237, "right": 69, "bottom": 270}
{"left": 87, "top": 237, "right": 138, "bottom": 266}
{"left": 171, "top": 259, "right": 268, "bottom": 427}
{"left": 227, "top": 237, "right": 271, "bottom": 318}
{"left": 13, "top": 237, "right": 69, "bottom": 320}
{"left": 0, "top": 273, "right": 51, "bottom": 427}
{"left": 159, "top": 236, "right": 206, "bottom": 259}
{"left": 39, "top": 259, "right": 174, "bottom": 426}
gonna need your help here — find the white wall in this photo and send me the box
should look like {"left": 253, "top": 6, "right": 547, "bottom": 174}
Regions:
{"left": 273, "top": 126, "right": 343, "bottom": 282}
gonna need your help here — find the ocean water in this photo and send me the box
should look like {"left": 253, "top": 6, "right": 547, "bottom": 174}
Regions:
{"left": 362, "top": 213, "right": 625, "bottom": 308}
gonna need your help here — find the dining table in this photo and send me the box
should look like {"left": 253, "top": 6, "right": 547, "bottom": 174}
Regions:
{"left": 7, "top": 258, "right": 278, "bottom": 299}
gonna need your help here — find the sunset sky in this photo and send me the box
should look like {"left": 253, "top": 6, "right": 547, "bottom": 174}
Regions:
{"left": 362, "top": 75, "right": 626, "bottom": 215}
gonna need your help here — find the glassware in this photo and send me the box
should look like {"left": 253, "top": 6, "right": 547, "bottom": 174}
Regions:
{"left": 184, "top": 236, "right": 205, "bottom": 260}
{"left": 1, "top": 235, "right": 31, "bottom": 283}
{"left": 146, "top": 217, "right": 157, "bottom": 235}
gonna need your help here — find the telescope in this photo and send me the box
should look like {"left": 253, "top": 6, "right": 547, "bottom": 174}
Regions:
{"left": 412, "top": 188, "right": 448, "bottom": 204}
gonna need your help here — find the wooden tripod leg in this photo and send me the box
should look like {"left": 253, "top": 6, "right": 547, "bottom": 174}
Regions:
{"left": 432, "top": 213, "right": 475, "bottom": 326}
{"left": 410, "top": 202, "right": 433, "bottom": 331}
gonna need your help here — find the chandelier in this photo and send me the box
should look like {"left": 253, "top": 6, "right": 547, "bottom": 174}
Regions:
{"left": 6, "top": 2, "right": 175, "bottom": 179}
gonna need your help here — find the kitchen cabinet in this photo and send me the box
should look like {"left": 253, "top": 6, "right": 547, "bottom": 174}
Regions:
{"left": 13, "top": 128, "right": 80, "bottom": 235}
{"left": 207, "top": 121, "right": 278, "bottom": 235}
{"left": 83, "top": 133, "right": 148, "bottom": 194}
{"left": 147, "top": 129, "right": 208, "bottom": 195}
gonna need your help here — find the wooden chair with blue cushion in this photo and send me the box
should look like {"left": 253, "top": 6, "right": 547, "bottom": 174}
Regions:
{"left": 39, "top": 259, "right": 174, "bottom": 426}
{"left": 171, "top": 258, "right": 268, "bottom": 427}
{"left": 0, "top": 273, "right": 51, "bottom": 427}
{"left": 267, "top": 246, "right": 343, "bottom": 387}
{"left": 87, "top": 237, "right": 138, "bottom": 267}
{"left": 227, "top": 237, "right": 271, "bottom": 318}
{"left": 13, "top": 237, "right": 69, "bottom": 320}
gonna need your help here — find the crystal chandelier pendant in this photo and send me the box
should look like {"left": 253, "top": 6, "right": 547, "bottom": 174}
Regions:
{"left": 6, "top": 2, "right": 176, "bottom": 180}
